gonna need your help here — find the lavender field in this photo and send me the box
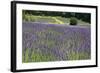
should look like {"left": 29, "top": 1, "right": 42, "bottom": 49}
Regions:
{"left": 22, "top": 21, "right": 91, "bottom": 63}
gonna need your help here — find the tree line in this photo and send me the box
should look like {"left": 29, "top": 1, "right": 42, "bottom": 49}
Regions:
{"left": 23, "top": 10, "right": 91, "bottom": 23}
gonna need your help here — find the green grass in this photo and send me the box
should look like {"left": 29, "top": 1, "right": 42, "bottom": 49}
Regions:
{"left": 22, "top": 49, "right": 57, "bottom": 63}
{"left": 31, "top": 51, "right": 56, "bottom": 62}
{"left": 67, "top": 51, "right": 90, "bottom": 60}
{"left": 22, "top": 49, "right": 30, "bottom": 63}
{"left": 78, "top": 19, "right": 90, "bottom": 25}
{"left": 56, "top": 16, "right": 70, "bottom": 23}
{"left": 22, "top": 48, "right": 90, "bottom": 63}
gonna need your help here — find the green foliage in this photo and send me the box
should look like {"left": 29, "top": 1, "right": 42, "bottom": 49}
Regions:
{"left": 70, "top": 17, "right": 78, "bottom": 25}
{"left": 23, "top": 49, "right": 30, "bottom": 62}
{"left": 23, "top": 49, "right": 90, "bottom": 63}
{"left": 67, "top": 51, "right": 90, "bottom": 60}
{"left": 31, "top": 51, "right": 56, "bottom": 62}
{"left": 23, "top": 14, "right": 36, "bottom": 22}
{"left": 23, "top": 49, "right": 57, "bottom": 63}
{"left": 22, "top": 10, "right": 91, "bottom": 24}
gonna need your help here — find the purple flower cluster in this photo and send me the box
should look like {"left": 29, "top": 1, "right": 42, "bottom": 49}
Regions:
{"left": 22, "top": 22, "right": 91, "bottom": 62}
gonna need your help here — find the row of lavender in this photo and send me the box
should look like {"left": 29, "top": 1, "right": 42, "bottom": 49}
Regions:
{"left": 22, "top": 22, "right": 91, "bottom": 62}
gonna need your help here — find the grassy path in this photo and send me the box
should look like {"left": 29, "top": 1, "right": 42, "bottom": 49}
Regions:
{"left": 52, "top": 17, "right": 64, "bottom": 24}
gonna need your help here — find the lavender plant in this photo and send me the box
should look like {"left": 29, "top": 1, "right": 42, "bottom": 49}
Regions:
{"left": 22, "top": 22, "right": 91, "bottom": 63}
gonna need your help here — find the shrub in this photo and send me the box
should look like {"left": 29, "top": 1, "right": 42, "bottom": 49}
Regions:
{"left": 70, "top": 17, "right": 78, "bottom": 25}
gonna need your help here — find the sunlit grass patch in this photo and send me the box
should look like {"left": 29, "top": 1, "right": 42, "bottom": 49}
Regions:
{"left": 67, "top": 51, "right": 91, "bottom": 60}
{"left": 23, "top": 49, "right": 57, "bottom": 63}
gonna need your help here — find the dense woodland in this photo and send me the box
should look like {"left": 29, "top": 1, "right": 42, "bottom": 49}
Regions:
{"left": 23, "top": 10, "right": 91, "bottom": 23}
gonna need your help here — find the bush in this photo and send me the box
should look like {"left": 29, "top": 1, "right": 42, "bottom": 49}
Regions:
{"left": 70, "top": 17, "right": 77, "bottom": 25}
